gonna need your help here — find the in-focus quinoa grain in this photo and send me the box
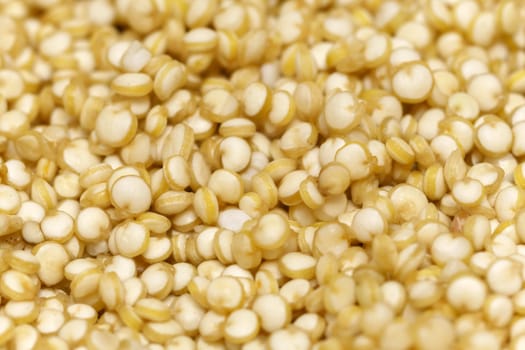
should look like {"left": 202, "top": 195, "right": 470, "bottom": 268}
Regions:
{"left": 0, "top": 0, "right": 525, "bottom": 349}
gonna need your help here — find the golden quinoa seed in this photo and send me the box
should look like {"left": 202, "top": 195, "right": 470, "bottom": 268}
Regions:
{"left": 110, "top": 73, "right": 153, "bottom": 97}
{"left": 391, "top": 61, "right": 434, "bottom": 103}
{"left": 467, "top": 73, "right": 505, "bottom": 113}
{"left": 0, "top": 0, "right": 523, "bottom": 348}
{"left": 323, "top": 91, "right": 365, "bottom": 134}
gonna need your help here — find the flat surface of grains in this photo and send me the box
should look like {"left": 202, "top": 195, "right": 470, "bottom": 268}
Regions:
{"left": 0, "top": 0, "right": 523, "bottom": 349}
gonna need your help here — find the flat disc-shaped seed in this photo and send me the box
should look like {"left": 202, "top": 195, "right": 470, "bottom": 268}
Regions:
{"left": 4, "top": 301, "right": 38, "bottom": 323}
{"left": 219, "top": 136, "right": 251, "bottom": 172}
{"left": 268, "top": 327, "right": 311, "bottom": 350}
{"left": 201, "top": 89, "right": 239, "bottom": 123}
{"left": 143, "top": 319, "right": 184, "bottom": 343}
{"left": 64, "top": 257, "right": 101, "bottom": 279}
{"left": 0, "top": 184, "right": 20, "bottom": 214}
{"left": 140, "top": 264, "right": 173, "bottom": 297}
{"left": 95, "top": 106, "right": 137, "bottom": 148}
{"left": 6, "top": 250, "right": 39, "bottom": 275}
{"left": 458, "top": 59, "right": 488, "bottom": 83}
{"left": 252, "top": 294, "right": 291, "bottom": 332}
{"left": 0, "top": 70, "right": 24, "bottom": 100}
{"left": 278, "top": 11, "right": 305, "bottom": 44}
{"left": 208, "top": 169, "right": 244, "bottom": 204}
{"left": 431, "top": 234, "right": 472, "bottom": 265}
{"left": 351, "top": 207, "right": 387, "bottom": 243}
{"left": 364, "top": 33, "right": 390, "bottom": 67}
{"left": 136, "top": 212, "right": 171, "bottom": 235}
{"left": 313, "top": 222, "right": 349, "bottom": 257}
{"left": 79, "top": 163, "right": 113, "bottom": 189}
{"left": 4, "top": 160, "right": 31, "bottom": 190}
{"left": 385, "top": 137, "right": 415, "bottom": 165}
{"left": 447, "top": 92, "right": 479, "bottom": 121}
{"left": 430, "top": 134, "right": 462, "bottom": 163}
{"left": 0, "top": 270, "right": 37, "bottom": 301}
{"left": 107, "top": 166, "right": 142, "bottom": 191}
{"left": 172, "top": 294, "right": 206, "bottom": 333}
{"left": 243, "top": 82, "right": 271, "bottom": 118}
{"left": 153, "top": 61, "right": 187, "bottom": 101}
{"left": 389, "top": 184, "right": 427, "bottom": 222}
{"left": 70, "top": 269, "right": 102, "bottom": 300}
{"left": 324, "top": 274, "right": 355, "bottom": 313}
{"left": 41, "top": 211, "right": 74, "bottom": 243}
{"left": 486, "top": 258, "right": 523, "bottom": 295}
{"left": 467, "top": 73, "right": 504, "bottom": 112}
{"left": 451, "top": 178, "right": 484, "bottom": 207}
{"left": 193, "top": 187, "right": 219, "bottom": 225}
{"left": 280, "top": 122, "right": 317, "bottom": 158}
{"left": 475, "top": 119, "right": 512, "bottom": 156}
{"left": 123, "top": 278, "right": 146, "bottom": 305}
{"left": 76, "top": 207, "right": 111, "bottom": 242}
{"left": 219, "top": 118, "right": 257, "bottom": 138}
{"left": 198, "top": 310, "right": 226, "bottom": 341}
{"left": 99, "top": 272, "right": 124, "bottom": 310}
{"left": 121, "top": 41, "right": 152, "bottom": 73}
{"left": 224, "top": 309, "right": 260, "bottom": 344}
{"left": 61, "top": 144, "right": 101, "bottom": 175}
{"left": 117, "top": 304, "right": 143, "bottom": 331}
{"left": 469, "top": 12, "right": 496, "bottom": 47}
{"left": 408, "top": 280, "right": 441, "bottom": 308}
{"left": 494, "top": 186, "right": 523, "bottom": 222}
{"left": 391, "top": 62, "right": 433, "bottom": 103}
{"left": 318, "top": 162, "right": 350, "bottom": 195}
{"left": 430, "top": 70, "right": 460, "bottom": 106}
{"left": 268, "top": 91, "right": 294, "bottom": 127}
{"left": 324, "top": 91, "right": 362, "bottom": 133}
{"left": 33, "top": 242, "right": 70, "bottom": 286}
{"left": 422, "top": 164, "right": 447, "bottom": 200}
{"left": 153, "top": 191, "right": 194, "bottom": 215}
{"left": 163, "top": 155, "right": 191, "bottom": 190}
{"left": 59, "top": 319, "right": 89, "bottom": 345}
{"left": 334, "top": 142, "right": 373, "bottom": 181}
{"left": 104, "top": 39, "right": 128, "bottom": 65}
{"left": 66, "top": 303, "right": 97, "bottom": 322}
{"left": 252, "top": 213, "right": 290, "bottom": 249}
{"left": 172, "top": 263, "right": 196, "bottom": 294}
{"left": 183, "top": 28, "right": 218, "bottom": 53}
{"left": 279, "top": 252, "right": 316, "bottom": 279}
{"left": 40, "top": 30, "right": 72, "bottom": 57}
{"left": 142, "top": 236, "right": 173, "bottom": 263}
{"left": 195, "top": 228, "right": 218, "bottom": 260}
{"left": 134, "top": 298, "right": 171, "bottom": 322}
{"left": 446, "top": 274, "right": 487, "bottom": 311}
{"left": 105, "top": 255, "right": 136, "bottom": 281}
{"left": 114, "top": 221, "right": 150, "bottom": 258}
{"left": 206, "top": 276, "right": 244, "bottom": 313}
{"left": 441, "top": 118, "right": 474, "bottom": 154}
{"left": 111, "top": 73, "right": 153, "bottom": 97}
{"left": 278, "top": 170, "right": 309, "bottom": 206}
{"left": 280, "top": 279, "right": 311, "bottom": 309}
{"left": 110, "top": 175, "right": 152, "bottom": 214}
{"left": 185, "top": 111, "right": 215, "bottom": 139}
{"left": 213, "top": 229, "right": 235, "bottom": 265}
{"left": 389, "top": 48, "right": 421, "bottom": 68}
{"left": 0, "top": 110, "right": 29, "bottom": 138}
{"left": 294, "top": 313, "right": 324, "bottom": 340}
{"left": 36, "top": 308, "right": 65, "bottom": 335}
{"left": 483, "top": 295, "right": 513, "bottom": 328}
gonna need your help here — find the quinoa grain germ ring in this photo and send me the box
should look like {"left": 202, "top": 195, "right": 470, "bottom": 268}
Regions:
{"left": 0, "top": 0, "right": 524, "bottom": 349}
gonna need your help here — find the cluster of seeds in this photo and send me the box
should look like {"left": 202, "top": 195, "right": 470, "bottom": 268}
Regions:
{"left": 0, "top": 0, "right": 525, "bottom": 349}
